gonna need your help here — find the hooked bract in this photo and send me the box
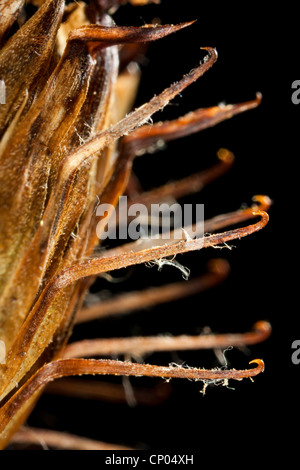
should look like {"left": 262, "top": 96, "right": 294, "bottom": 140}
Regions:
{"left": 0, "top": 0, "right": 270, "bottom": 449}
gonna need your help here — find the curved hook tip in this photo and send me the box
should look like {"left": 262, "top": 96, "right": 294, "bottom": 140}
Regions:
{"left": 217, "top": 148, "right": 235, "bottom": 164}
{"left": 255, "top": 91, "right": 263, "bottom": 103}
{"left": 253, "top": 320, "right": 272, "bottom": 334}
{"left": 200, "top": 46, "right": 218, "bottom": 60}
{"left": 252, "top": 195, "right": 272, "bottom": 212}
{"left": 249, "top": 358, "right": 265, "bottom": 372}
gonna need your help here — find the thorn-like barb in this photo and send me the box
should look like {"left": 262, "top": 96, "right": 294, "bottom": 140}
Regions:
{"left": 10, "top": 426, "right": 133, "bottom": 451}
{"left": 124, "top": 149, "right": 234, "bottom": 209}
{"left": 204, "top": 207, "right": 269, "bottom": 238}
{"left": 122, "top": 94, "right": 260, "bottom": 161}
{"left": 203, "top": 209, "right": 268, "bottom": 248}
{"left": 64, "top": 321, "right": 271, "bottom": 357}
{"left": 0, "top": 357, "right": 265, "bottom": 443}
{"left": 62, "top": 47, "right": 218, "bottom": 170}
{"left": 75, "top": 259, "right": 230, "bottom": 324}
{"left": 68, "top": 21, "right": 195, "bottom": 44}
{"left": 45, "top": 377, "right": 172, "bottom": 406}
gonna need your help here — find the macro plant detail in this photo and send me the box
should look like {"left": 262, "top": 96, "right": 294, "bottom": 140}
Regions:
{"left": 0, "top": 0, "right": 271, "bottom": 450}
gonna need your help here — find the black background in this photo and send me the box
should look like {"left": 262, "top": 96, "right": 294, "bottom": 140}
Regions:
{"left": 21, "top": 0, "right": 296, "bottom": 452}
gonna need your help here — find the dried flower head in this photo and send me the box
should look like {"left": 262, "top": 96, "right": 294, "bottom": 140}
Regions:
{"left": 0, "top": 0, "right": 270, "bottom": 449}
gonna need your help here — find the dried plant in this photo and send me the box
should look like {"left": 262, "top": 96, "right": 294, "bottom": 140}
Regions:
{"left": 0, "top": 0, "right": 270, "bottom": 450}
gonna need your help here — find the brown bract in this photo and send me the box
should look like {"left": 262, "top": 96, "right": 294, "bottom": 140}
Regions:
{"left": 0, "top": 0, "right": 270, "bottom": 449}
